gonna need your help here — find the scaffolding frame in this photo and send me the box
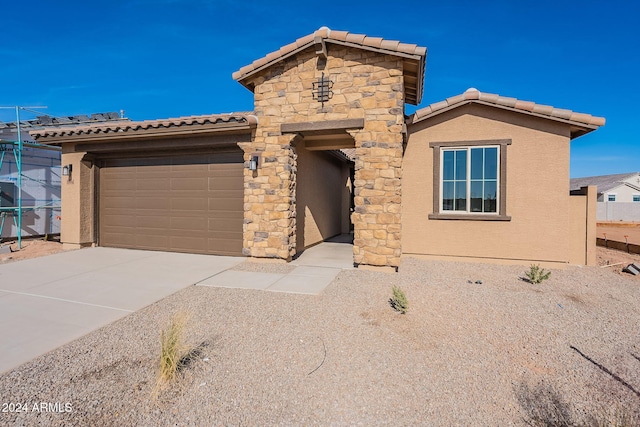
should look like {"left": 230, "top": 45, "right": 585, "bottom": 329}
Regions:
{"left": 0, "top": 106, "right": 62, "bottom": 249}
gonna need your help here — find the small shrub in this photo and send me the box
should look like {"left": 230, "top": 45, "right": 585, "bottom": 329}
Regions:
{"left": 525, "top": 264, "right": 551, "bottom": 284}
{"left": 390, "top": 285, "right": 408, "bottom": 314}
{"left": 156, "top": 312, "right": 189, "bottom": 391}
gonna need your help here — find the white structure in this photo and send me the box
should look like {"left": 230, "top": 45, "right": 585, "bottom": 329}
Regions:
{"left": 571, "top": 172, "right": 640, "bottom": 221}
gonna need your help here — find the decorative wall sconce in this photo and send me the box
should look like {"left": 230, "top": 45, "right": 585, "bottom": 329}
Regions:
{"left": 249, "top": 155, "right": 259, "bottom": 171}
{"left": 62, "top": 164, "right": 72, "bottom": 178}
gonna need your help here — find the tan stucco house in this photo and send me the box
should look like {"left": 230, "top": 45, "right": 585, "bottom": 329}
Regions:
{"left": 31, "top": 27, "right": 605, "bottom": 270}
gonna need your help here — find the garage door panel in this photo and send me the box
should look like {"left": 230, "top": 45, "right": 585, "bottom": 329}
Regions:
{"left": 171, "top": 198, "right": 207, "bottom": 211}
{"left": 171, "top": 177, "right": 208, "bottom": 190}
{"left": 208, "top": 176, "right": 243, "bottom": 191}
{"left": 136, "top": 216, "right": 170, "bottom": 229}
{"left": 100, "top": 150, "right": 244, "bottom": 256}
{"left": 170, "top": 236, "right": 207, "bottom": 253}
{"left": 136, "top": 234, "right": 170, "bottom": 250}
{"left": 101, "top": 232, "right": 137, "bottom": 247}
{"left": 208, "top": 216, "right": 242, "bottom": 230}
{"left": 208, "top": 238, "right": 242, "bottom": 255}
{"left": 136, "top": 178, "right": 170, "bottom": 191}
{"left": 134, "top": 197, "right": 171, "bottom": 210}
{"left": 169, "top": 217, "right": 208, "bottom": 230}
{"left": 101, "top": 214, "right": 137, "bottom": 227}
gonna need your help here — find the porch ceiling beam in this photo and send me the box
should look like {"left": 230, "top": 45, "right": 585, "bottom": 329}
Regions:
{"left": 303, "top": 138, "right": 355, "bottom": 151}
{"left": 281, "top": 118, "right": 364, "bottom": 134}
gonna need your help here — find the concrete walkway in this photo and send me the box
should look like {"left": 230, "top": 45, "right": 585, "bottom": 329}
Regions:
{"left": 0, "top": 240, "right": 354, "bottom": 374}
{"left": 196, "top": 240, "right": 355, "bottom": 294}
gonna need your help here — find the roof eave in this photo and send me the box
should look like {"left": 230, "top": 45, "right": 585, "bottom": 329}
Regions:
{"left": 31, "top": 120, "right": 256, "bottom": 145}
{"left": 409, "top": 99, "right": 601, "bottom": 138}
{"left": 233, "top": 39, "right": 426, "bottom": 105}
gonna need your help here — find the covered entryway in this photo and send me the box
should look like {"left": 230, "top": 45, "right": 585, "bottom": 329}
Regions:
{"left": 99, "top": 150, "right": 244, "bottom": 256}
{"left": 294, "top": 143, "right": 353, "bottom": 254}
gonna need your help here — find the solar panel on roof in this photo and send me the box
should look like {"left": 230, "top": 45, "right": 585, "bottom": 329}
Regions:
{"left": 37, "top": 116, "right": 52, "bottom": 125}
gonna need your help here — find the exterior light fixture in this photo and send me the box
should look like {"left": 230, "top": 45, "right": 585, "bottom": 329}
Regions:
{"left": 249, "top": 155, "right": 259, "bottom": 171}
{"left": 62, "top": 164, "right": 72, "bottom": 177}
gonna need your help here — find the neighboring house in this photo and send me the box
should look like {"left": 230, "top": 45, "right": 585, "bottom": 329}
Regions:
{"left": 571, "top": 172, "right": 640, "bottom": 221}
{"left": 31, "top": 27, "right": 605, "bottom": 269}
{"left": 0, "top": 113, "right": 125, "bottom": 240}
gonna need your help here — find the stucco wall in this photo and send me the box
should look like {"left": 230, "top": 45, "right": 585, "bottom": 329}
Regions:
{"left": 569, "top": 186, "right": 596, "bottom": 265}
{"left": 60, "top": 146, "right": 94, "bottom": 248}
{"left": 402, "top": 104, "right": 575, "bottom": 266}
{"left": 295, "top": 144, "right": 350, "bottom": 252}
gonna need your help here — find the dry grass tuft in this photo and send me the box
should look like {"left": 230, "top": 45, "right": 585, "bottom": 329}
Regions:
{"left": 154, "top": 311, "right": 191, "bottom": 396}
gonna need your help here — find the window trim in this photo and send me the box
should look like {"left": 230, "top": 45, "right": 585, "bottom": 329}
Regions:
{"left": 428, "top": 139, "right": 511, "bottom": 221}
{"left": 607, "top": 193, "right": 616, "bottom": 202}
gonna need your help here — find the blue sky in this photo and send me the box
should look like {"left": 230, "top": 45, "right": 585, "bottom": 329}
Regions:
{"left": 2, "top": 0, "right": 637, "bottom": 178}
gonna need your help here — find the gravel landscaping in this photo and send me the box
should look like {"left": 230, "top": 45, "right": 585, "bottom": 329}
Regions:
{"left": 1, "top": 253, "right": 639, "bottom": 426}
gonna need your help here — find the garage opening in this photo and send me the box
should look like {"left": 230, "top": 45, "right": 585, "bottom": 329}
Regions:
{"left": 99, "top": 150, "right": 244, "bottom": 256}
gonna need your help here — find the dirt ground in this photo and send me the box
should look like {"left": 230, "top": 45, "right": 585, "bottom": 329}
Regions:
{"left": 597, "top": 222, "right": 640, "bottom": 246}
{"left": 1, "top": 254, "right": 639, "bottom": 426}
{"left": 0, "top": 237, "right": 67, "bottom": 263}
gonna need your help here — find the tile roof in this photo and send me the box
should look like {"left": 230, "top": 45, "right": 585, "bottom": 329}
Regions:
{"left": 233, "top": 26, "right": 427, "bottom": 105}
{"left": 570, "top": 172, "right": 640, "bottom": 194}
{"left": 31, "top": 113, "right": 257, "bottom": 139}
{"left": 409, "top": 88, "right": 606, "bottom": 138}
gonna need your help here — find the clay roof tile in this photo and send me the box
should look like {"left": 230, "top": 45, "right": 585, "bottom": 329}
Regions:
{"left": 496, "top": 96, "right": 517, "bottom": 108}
{"left": 514, "top": 100, "right": 535, "bottom": 111}
{"left": 295, "top": 34, "right": 314, "bottom": 47}
{"left": 411, "top": 88, "right": 605, "bottom": 137}
{"left": 380, "top": 39, "right": 400, "bottom": 51}
{"left": 314, "top": 26, "right": 330, "bottom": 38}
{"left": 330, "top": 30, "right": 349, "bottom": 41}
{"left": 363, "top": 36, "right": 384, "bottom": 49}
{"left": 551, "top": 108, "right": 573, "bottom": 120}
{"left": 463, "top": 88, "right": 481, "bottom": 100}
{"left": 446, "top": 94, "right": 466, "bottom": 106}
{"left": 345, "top": 32, "right": 366, "bottom": 44}
{"left": 532, "top": 104, "right": 554, "bottom": 116}
{"left": 396, "top": 43, "right": 418, "bottom": 55}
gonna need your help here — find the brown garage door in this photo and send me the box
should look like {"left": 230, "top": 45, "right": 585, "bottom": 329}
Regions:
{"left": 99, "top": 151, "right": 244, "bottom": 256}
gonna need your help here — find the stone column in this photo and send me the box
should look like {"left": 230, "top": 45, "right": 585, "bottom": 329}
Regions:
{"left": 351, "top": 124, "right": 403, "bottom": 269}
{"left": 240, "top": 132, "right": 297, "bottom": 261}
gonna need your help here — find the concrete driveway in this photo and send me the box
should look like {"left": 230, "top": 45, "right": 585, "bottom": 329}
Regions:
{"left": 0, "top": 247, "right": 243, "bottom": 374}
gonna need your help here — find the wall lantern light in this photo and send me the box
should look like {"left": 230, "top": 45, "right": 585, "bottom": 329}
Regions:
{"left": 62, "top": 164, "right": 72, "bottom": 177}
{"left": 249, "top": 155, "right": 259, "bottom": 171}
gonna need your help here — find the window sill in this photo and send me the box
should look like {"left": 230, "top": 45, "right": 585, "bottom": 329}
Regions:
{"left": 428, "top": 213, "right": 511, "bottom": 221}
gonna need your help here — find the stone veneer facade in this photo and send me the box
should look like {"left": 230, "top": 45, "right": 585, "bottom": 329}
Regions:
{"left": 239, "top": 46, "right": 405, "bottom": 267}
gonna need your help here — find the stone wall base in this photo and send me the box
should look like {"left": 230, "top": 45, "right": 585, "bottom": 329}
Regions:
{"left": 356, "top": 264, "right": 398, "bottom": 273}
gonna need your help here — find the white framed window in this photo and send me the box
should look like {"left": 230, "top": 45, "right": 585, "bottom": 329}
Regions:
{"left": 441, "top": 146, "right": 499, "bottom": 213}
{"left": 429, "top": 139, "right": 511, "bottom": 221}
{"left": 608, "top": 194, "right": 616, "bottom": 202}
{"left": 633, "top": 194, "right": 640, "bottom": 202}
